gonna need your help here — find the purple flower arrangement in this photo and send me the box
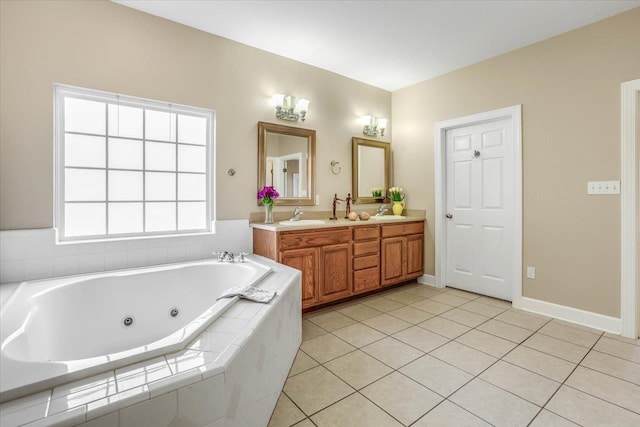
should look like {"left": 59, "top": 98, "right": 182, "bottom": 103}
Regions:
{"left": 257, "top": 186, "right": 279, "bottom": 205}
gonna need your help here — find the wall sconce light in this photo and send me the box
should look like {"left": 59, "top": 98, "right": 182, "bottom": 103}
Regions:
{"left": 360, "top": 115, "right": 387, "bottom": 137}
{"left": 272, "top": 94, "right": 309, "bottom": 122}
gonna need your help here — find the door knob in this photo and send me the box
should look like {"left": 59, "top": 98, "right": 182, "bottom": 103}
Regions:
{"left": 472, "top": 150, "right": 481, "bottom": 158}
{"left": 446, "top": 213, "right": 453, "bottom": 219}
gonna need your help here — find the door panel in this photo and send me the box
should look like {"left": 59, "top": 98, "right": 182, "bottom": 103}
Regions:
{"left": 445, "top": 118, "right": 514, "bottom": 300}
{"left": 381, "top": 237, "right": 404, "bottom": 285}
{"left": 319, "top": 243, "right": 352, "bottom": 302}
{"left": 281, "top": 247, "right": 319, "bottom": 308}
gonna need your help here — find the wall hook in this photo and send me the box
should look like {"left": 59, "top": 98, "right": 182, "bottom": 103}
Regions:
{"left": 227, "top": 168, "right": 236, "bottom": 176}
{"left": 330, "top": 160, "right": 341, "bottom": 175}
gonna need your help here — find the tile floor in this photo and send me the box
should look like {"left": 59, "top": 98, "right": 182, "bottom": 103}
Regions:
{"left": 267, "top": 282, "right": 640, "bottom": 427}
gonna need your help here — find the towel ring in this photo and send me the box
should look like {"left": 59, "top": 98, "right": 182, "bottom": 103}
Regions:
{"left": 330, "top": 160, "right": 341, "bottom": 175}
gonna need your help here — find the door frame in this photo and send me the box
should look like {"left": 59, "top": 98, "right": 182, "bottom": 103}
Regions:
{"left": 621, "top": 79, "right": 639, "bottom": 338}
{"left": 434, "top": 105, "right": 523, "bottom": 301}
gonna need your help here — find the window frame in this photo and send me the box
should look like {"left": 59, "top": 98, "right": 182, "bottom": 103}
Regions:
{"left": 54, "top": 84, "right": 216, "bottom": 242}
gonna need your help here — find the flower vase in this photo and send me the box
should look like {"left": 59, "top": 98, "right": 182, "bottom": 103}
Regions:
{"left": 392, "top": 200, "right": 405, "bottom": 216}
{"left": 264, "top": 203, "right": 274, "bottom": 224}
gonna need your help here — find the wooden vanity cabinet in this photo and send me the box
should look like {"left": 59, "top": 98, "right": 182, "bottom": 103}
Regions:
{"left": 352, "top": 225, "right": 381, "bottom": 294}
{"left": 381, "top": 222, "right": 424, "bottom": 286}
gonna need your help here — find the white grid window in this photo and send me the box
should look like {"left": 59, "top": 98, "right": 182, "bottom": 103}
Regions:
{"left": 55, "top": 85, "right": 214, "bottom": 241}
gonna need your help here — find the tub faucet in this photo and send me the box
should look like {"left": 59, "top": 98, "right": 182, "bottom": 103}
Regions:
{"left": 290, "top": 206, "right": 303, "bottom": 221}
{"left": 376, "top": 204, "right": 389, "bottom": 216}
{"left": 213, "top": 251, "right": 235, "bottom": 262}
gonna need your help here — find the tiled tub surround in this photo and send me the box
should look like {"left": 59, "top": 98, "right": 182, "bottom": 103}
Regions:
{"left": 0, "top": 256, "right": 302, "bottom": 427}
{"left": 1, "top": 258, "right": 272, "bottom": 402}
{"left": 0, "top": 220, "right": 252, "bottom": 285}
{"left": 271, "top": 283, "right": 640, "bottom": 427}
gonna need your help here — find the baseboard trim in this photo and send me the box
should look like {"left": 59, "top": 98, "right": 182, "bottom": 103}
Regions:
{"left": 417, "top": 274, "right": 443, "bottom": 288}
{"left": 513, "top": 297, "right": 621, "bottom": 334}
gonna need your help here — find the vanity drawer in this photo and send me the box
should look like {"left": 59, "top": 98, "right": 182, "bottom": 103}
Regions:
{"left": 381, "top": 221, "right": 424, "bottom": 238}
{"left": 280, "top": 229, "right": 351, "bottom": 250}
{"left": 353, "top": 267, "right": 380, "bottom": 293}
{"left": 353, "top": 254, "right": 379, "bottom": 271}
{"left": 353, "top": 240, "right": 379, "bottom": 257}
{"left": 353, "top": 226, "right": 380, "bottom": 241}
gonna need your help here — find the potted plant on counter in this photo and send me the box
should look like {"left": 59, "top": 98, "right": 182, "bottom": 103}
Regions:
{"left": 388, "top": 186, "right": 405, "bottom": 216}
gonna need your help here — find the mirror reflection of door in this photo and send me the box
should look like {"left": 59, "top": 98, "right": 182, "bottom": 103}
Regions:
{"left": 358, "top": 145, "right": 386, "bottom": 198}
{"left": 265, "top": 132, "right": 308, "bottom": 198}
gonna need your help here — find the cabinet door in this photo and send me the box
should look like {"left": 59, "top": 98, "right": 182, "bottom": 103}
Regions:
{"left": 406, "top": 234, "right": 424, "bottom": 278}
{"left": 280, "top": 247, "right": 319, "bottom": 308}
{"left": 319, "top": 243, "right": 352, "bottom": 302}
{"left": 381, "top": 237, "right": 405, "bottom": 286}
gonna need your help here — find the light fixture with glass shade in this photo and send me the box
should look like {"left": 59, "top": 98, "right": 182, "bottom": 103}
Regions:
{"left": 360, "top": 115, "right": 387, "bottom": 137}
{"left": 272, "top": 94, "right": 310, "bottom": 122}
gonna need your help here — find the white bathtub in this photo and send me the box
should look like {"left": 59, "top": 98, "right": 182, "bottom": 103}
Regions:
{"left": 0, "top": 258, "right": 272, "bottom": 404}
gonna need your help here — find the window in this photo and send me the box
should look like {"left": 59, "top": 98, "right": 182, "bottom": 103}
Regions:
{"left": 55, "top": 85, "right": 214, "bottom": 241}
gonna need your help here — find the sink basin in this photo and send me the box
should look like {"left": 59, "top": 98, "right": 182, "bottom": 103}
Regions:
{"left": 370, "top": 215, "right": 406, "bottom": 220}
{"left": 278, "top": 219, "right": 326, "bottom": 226}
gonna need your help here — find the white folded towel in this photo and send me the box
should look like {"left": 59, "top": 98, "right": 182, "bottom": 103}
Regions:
{"left": 217, "top": 285, "right": 276, "bottom": 303}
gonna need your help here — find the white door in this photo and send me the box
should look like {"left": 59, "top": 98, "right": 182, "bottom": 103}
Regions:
{"left": 445, "top": 118, "right": 514, "bottom": 300}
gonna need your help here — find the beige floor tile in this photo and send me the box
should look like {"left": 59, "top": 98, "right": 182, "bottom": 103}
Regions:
{"left": 503, "top": 346, "right": 576, "bottom": 382}
{"left": 443, "top": 288, "right": 481, "bottom": 300}
{"left": 283, "top": 366, "right": 354, "bottom": 416}
{"left": 324, "top": 350, "right": 393, "bottom": 389}
{"left": 603, "top": 332, "right": 640, "bottom": 347}
{"left": 335, "top": 303, "right": 383, "bottom": 321}
{"left": 268, "top": 393, "right": 306, "bottom": 427}
{"left": 430, "top": 293, "right": 472, "bottom": 307}
{"left": 302, "top": 319, "right": 326, "bottom": 341}
{"left": 455, "top": 330, "right": 517, "bottom": 358}
{"left": 404, "top": 285, "right": 443, "bottom": 298}
{"left": 331, "top": 323, "right": 386, "bottom": 348}
{"left": 565, "top": 366, "right": 640, "bottom": 413}
{"left": 310, "top": 392, "right": 402, "bottom": 427}
{"left": 538, "top": 322, "right": 601, "bottom": 348}
{"left": 418, "top": 316, "right": 471, "bottom": 339}
{"left": 475, "top": 295, "right": 512, "bottom": 309}
{"left": 581, "top": 350, "right": 640, "bottom": 385}
{"left": 450, "top": 378, "right": 539, "bottom": 427}
{"left": 479, "top": 360, "right": 560, "bottom": 406}
{"left": 393, "top": 326, "right": 449, "bottom": 353}
{"left": 594, "top": 336, "right": 640, "bottom": 363}
{"left": 409, "top": 298, "right": 455, "bottom": 315}
{"left": 361, "top": 372, "right": 443, "bottom": 426}
{"left": 546, "top": 385, "right": 640, "bottom": 427}
{"left": 430, "top": 341, "right": 497, "bottom": 375}
{"left": 476, "top": 319, "right": 533, "bottom": 343}
{"left": 494, "top": 309, "right": 550, "bottom": 331}
{"left": 523, "top": 333, "right": 589, "bottom": 363}
{"left": 440, "top": 308, "right": 489, "bottom": 328}
{"left": 413, "top": 400, "right": 491, "bottom": 427}
{"left": 288, "top": 350, "right": 319, "bottom": 377}
{"left": 399, "top": 355, "right": 473, "bottom": 397}
{"left": 383, "top": 290, "right": 425, "bottom": 305}
{"left": 361, "top": 336, "right": 424, "bottom": 369}
{"left": 387, "top": 306, "right": 435, "bottom": 324}
{"left": 529, "top": 410, "right": 580, "bottom": 427}
{"left": 306, "top": 311, "right": 357, "bottom": 332}
{"left": 292, "top": 419, "right": 314, "bottom": 427}
{"left": 360, "top": 296, "right": 405, "bottom": 312}
{"left": 300, "top": 333, "right": 355, "bottom": 364}
{"left": 361, "top": 313, "right": 412, "bottom": 335}
{"left": 551, "top": 318, "right": 604, "bottom": 335}
{"left": 458, "top": 300, "right": 507, "bottom": 318}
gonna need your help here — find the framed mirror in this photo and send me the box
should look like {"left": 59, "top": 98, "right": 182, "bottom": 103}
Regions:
{"left": 258, "top": 122, "right": 316, "bottom": 206}
{"left": 352, "top": 137, "right": 391, "bottom": 204}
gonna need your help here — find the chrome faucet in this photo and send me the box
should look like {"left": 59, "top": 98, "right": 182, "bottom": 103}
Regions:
{"left": 375, "top": 204, "right": 389, "bottom": 216}
{"left": 290, "top": 206, "right": 303, "bottom": 221}
{"left": 213, "top": 251, "right": 234, "bottom": 262}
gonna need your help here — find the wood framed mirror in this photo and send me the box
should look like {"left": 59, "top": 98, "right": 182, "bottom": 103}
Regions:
{"left": 352, "top": 137, "right": 391, "bottom": 204}
{"left": 258, "top": 122, "right": 316, "bottom": 206}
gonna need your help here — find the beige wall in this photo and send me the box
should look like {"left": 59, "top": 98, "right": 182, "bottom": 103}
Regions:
{"left": 0, "top": 1, "right": 391, "bottom": 230}
{"left": 393, "top": 8, "right": 640, "bottom": 317}
{"left": 637, "top": 92, "right": 639, "bottom": 336}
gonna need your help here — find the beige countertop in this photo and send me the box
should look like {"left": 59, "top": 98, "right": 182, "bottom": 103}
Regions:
{"left": 250, "top": 215, "right": 425, "bottom": 232}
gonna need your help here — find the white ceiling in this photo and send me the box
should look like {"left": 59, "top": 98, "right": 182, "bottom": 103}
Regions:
{"left": 114, "top": 0, "right": 640, "bottom": 91}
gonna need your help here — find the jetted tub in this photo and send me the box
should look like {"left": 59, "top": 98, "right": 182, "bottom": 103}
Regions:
{"left": 0, "top": 258, "right": 272, "bottom": 403}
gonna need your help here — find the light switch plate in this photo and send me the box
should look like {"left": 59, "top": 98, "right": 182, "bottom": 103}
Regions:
{"left": 587, "top": 181, "right": 620, "bottom": 195}
{"left": 526, "top": 266, "right": 536, "bottom": 279}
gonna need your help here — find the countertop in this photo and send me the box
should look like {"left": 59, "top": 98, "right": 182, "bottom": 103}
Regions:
{"left": 250, "top": 215, "right": 425, "bottom": 232}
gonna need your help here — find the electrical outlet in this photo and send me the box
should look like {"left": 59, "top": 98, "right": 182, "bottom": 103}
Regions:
{"left": 526, "top": 266, "right": 536, "bottom": 279}
{"left": 315, "top": 194, "right": 320, "bottom": 205}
